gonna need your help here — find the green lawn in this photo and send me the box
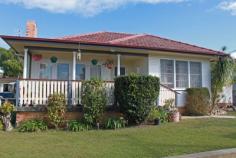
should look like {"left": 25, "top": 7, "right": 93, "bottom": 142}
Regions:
{"left": 1, "top": 118, "right": 236, "bottom": 158}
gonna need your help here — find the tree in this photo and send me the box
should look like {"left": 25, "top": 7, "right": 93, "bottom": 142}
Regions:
{"left": 0, "top": 47, "right": 23, "bottom": 77}
{"left": 210, "top": 56, "right": 234, "bottom": 113}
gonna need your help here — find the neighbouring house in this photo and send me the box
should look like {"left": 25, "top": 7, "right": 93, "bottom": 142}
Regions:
{"left": 0, "top": 21, "right": 229, "bottom": 121}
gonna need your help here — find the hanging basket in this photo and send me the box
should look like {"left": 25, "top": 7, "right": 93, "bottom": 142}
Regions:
{"left": 50, "top": 56, "right": 58, "bottom": 63}
{"left": 32, "top": 54, "right": 42, "bottom": 61}
{"left": 91, "top": 59, "right": 98, "bottom": 65}
{"left": 103, "top": 59, "right": 114, "bottom": 69}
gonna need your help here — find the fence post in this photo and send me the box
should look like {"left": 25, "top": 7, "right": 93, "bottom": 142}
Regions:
{"left": 67, "top": 80, "right": 72, "bottom": 107}
{"left": 15, "top": 80, "right": 20, "bottom": 107}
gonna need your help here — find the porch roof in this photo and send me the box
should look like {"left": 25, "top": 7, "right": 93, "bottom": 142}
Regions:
{"left": 0, "top": 31, "right": 225, "bottom": 56}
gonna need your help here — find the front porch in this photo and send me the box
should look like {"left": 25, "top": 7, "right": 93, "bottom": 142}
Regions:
{"left": 13, "top": 47, "right": 176, "bottom": 108}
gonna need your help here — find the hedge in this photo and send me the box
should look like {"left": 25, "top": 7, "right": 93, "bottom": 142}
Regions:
{"left": 114, "top": 74, "right": 160, "bottom": 124}
{"left": 185, "top": 88, "right": 210, "bottom": 116}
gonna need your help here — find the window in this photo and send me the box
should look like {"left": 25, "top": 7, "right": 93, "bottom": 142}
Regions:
{"left": 90, "top": 65, "right": 101, "bottom": 79}
{"left": 76, "top": 64, "right": 85, "bottom": 80}
{"left": 160, "top": 59, "right": 202, "bottom": 89}
{"left": 115, "top": 67, "right": 126, "bottom": 76}
{"left": 190, "top": 62, "right": 202, "bottom": 87}
{"left": 39, "top": 63, "right": 51, "bottom": 79}
{"left": 160, "top": 59, "right": 174, "bottom": 88}
{"left": 176, "top": 61, "right": 188, "bottom": 88}
{"left": 57, "top": 64, "right": 69, "bottom": 80}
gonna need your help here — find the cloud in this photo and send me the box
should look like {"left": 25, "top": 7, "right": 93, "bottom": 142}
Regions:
{"left": 219, "top": 1, "right": 236, "bottom": 15}
{"left": 0, "top": 0, "right": 186, "bottom": 16}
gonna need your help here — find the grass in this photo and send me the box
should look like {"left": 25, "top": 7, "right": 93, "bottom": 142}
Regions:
{"left": 1, "top": 118, "right": 236, "bottom": 158}
{"left": 226, "top": 111, "right": 236, "bottom": 116}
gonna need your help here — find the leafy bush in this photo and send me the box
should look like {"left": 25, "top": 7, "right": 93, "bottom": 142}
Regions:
{"left": 47, "top": 93, "right": 66, "bottom": 129}
{"left": 18, "top": 120, "right": 48, "bottom": 132}
{"left": 105, "top": 117, "right": 126, "bottom": 129}
{"left": 0, "top": 101, "right": 15, "bottom": 131}
{"left": 186, "top": 88, "right": 210, "bottom": 116}
{"left": 115, "top": 74, "right": 160, "bottom": 124}
{"left": 67, "top": 120, "right": 91, "bottom": 132}
{"left": 82, "top": 79, "right": 107, "bottom": 125}
{"left": 147, "top": 106, "right": 168, "bottom": 123}
{"left": 0, "top": 101, "right": 15, "bottom": 115}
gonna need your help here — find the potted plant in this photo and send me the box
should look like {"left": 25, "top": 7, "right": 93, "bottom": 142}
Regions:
{"left": 163, "top": 99, "right": 180, "bottom": 122}
{"left": 169, "top": 108, "right": 180, "bottom": 122}
{"left": 0, "top": 101, "right": 15, "bottom": 131}
{"left": 154, "top": 118, "right": 160, "bottom": 125}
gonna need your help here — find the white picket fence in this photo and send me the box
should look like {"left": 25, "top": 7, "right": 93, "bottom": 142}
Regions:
{"left": 17, "top": 79, "right": 175, "bottom": 107}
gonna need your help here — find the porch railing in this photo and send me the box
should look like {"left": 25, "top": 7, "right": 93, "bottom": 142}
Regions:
{"left": 16, "top": 79, "right": 176, "bottom": 107}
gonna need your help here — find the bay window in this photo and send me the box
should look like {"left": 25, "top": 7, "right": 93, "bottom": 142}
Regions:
{"left": 160, "top": 59, "right": 202, "bottom": 89}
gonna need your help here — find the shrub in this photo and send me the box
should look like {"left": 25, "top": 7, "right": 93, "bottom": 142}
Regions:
{"left": 0, "top": 101, "right": 15, "bottom": 115}
{"left": 147, "top": 106, "right": 168, "bottom": 123}
{"left": 185, "top": 88, "right": 210, "bottom": 116}
{"left": 105, "top": 117, "right": 126, "bottom": 129}
{"left": 67, "top": 120, "right": 91, "bottom": 132}
{"left": 0, "top": 120, "right": 3, "bottom": 130}
{"left": 47, "top": 93, "right": 66, "bottom": 129}
{"left": 115, "top": 74, "right": 160, "bottom": 124}
{"left": 0, "top": 101, "right": 15, "bottom": 131}
{"left": 18, "top": 120, "right": 47, "bottom": 132}
{"left": 82, "top": 79, "right": 107, "bottom": 126}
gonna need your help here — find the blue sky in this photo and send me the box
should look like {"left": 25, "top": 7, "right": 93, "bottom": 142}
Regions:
{"left": 0, "top": 0, "right": 236, "bottom": 52}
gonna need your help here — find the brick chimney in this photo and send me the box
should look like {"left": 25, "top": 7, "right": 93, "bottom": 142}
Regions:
{"left": 26, "top": 20, "right": 37, "bottom": 37}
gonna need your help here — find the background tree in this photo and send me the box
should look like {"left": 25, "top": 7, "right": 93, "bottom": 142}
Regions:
{"left": 210, "top": 47, "right": 235, "bottom": 113}
{"left": 0, "top": 47, "right": 23, "bottom": 77}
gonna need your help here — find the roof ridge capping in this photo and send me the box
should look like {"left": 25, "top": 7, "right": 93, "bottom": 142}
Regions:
{"left": 145, "top": 34, "right": 225, "bottom": 55}
{"left": 58, "top": 31, "right": 136, "bottom": 40}
{"left": 58, "top": 31, "right": 105, "bottom": 39}
{"left": 109, "top": 34, "right": 145, "bottom": 43}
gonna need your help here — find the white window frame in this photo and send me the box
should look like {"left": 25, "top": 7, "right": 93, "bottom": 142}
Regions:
{"left": 160, "top": 58, "right": 202, "bottom": 90}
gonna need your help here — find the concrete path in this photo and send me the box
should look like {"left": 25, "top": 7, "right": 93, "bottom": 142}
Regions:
{"left": 182, "top": 115, "right": 236, "bottom": 119}
{"left": 165, "top": 148, "right": 236, "bottom": 158}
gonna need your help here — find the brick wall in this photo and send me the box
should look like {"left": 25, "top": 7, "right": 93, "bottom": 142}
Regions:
{"left": 16, "top": 111, "right": 122, "bottom": 125}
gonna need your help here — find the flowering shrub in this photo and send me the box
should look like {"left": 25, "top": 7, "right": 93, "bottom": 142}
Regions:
{"left": 0, "top": 101, "right": 15, "bottom": 115}
{"left": 47, "top": 93, "right": 66, "bottom": 129}
{"left": 82, "top": 79, "right": 107, "bottom": 126}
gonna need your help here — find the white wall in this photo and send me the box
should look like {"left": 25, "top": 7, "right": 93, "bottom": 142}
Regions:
{"left": 148, "top": 53, "right": 212, "bottom": 107}
{"left": 0, "top": 83, "right": 3, "bottom": 93}
{"left": 219, "top": 85, "right": 233, "bottom": 104}
{"left": 30, "top": 52, "right": 148, "bottom": 81}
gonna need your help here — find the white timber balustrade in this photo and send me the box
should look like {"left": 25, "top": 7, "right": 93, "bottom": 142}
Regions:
{"left": 17, "top": 79, "right": 176, "bottom": 107}
{"left": 158, "top": 85, "right": 176, "bottom": 106}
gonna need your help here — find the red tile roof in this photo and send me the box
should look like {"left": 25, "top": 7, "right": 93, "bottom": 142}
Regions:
{"left": 58, "top": 31, "right": 224, "bottom": 56}
{"left": 0, "top": 31, "right": 225, "bottom": 56}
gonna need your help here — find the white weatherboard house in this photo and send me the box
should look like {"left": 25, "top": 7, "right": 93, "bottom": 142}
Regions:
{"left": 0, "top": 29, "right": 227, "bottom": 108}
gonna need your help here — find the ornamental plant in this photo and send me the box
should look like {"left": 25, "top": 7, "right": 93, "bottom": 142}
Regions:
{"left": 81, "top": 79, "right": 107, "bottom": 126}
{"left": 115, "top": 74, "right": 160, "bottom": 124}
{"left": 47, "top": 93, "right": 66, "bottom": 129}
{"left": 67, "top": 120, "right": 91, "bottom": 132}
{"left": 186, "top": 88, "right": 210, "bottom": 116}
{"left": 0, "top": 101, "right": 15, "bottom": 131}
{"left": 18, "top": 120, "right": 48, "bottom": 132}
